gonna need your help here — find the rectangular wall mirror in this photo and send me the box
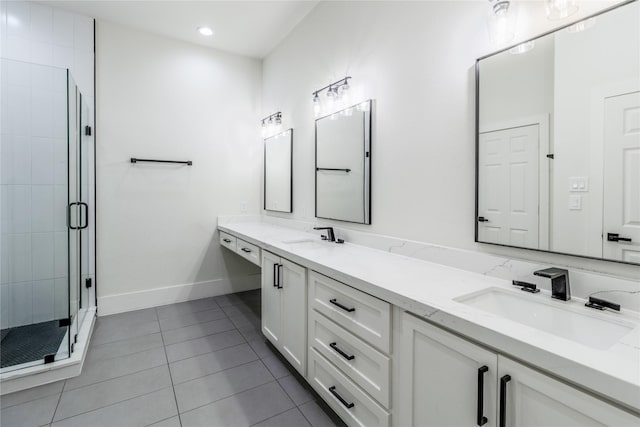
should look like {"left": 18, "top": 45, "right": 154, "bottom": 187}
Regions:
{"left": 264, "top": 129, "right": 293, "bottom": 213}
{"left": 316, "top": 100, "right": 372, "bottom": 224}
{"left": 476, "top": 0, "right": 639, "bottom": 264}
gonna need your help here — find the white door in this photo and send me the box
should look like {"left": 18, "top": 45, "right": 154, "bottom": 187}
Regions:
{"left": 397, "top": 312, "right": 498, "bottom": 427}
{"left": 498, "top": 356, "right": 638, "bottom": 426}
{"left": 280, "top": 258, "right": 307, "bottom": 376}
{"left": 261, "top": 251, "right": 282, "bottom": 345}
{"left": 479, "top": 125, "right": 540, "bottom": 249}
{"left": 603, "top": 92, "right": 640, "bottom": 262}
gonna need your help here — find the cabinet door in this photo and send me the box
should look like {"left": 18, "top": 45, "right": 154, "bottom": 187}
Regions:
{"left": 261, "top": 251, "right": 282, "bottom": 346}
{"left": 280, "top": 258, "right": 307, "bottom": 376}
{"left": 397, "top": 312, "right": 498, "bottom": 427}
{"left": 498, "top": 356, "right": 639, "bottom": 427}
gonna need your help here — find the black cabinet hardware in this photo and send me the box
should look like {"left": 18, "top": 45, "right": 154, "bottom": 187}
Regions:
{"left": 546, "top": 154, "right": 554, "bottom": 159}
{"left": 273, "top": 264, "right": 278, "bottom": 288}
{"left": 586, "top": 296, "right": 620, "bottom": 312}
{"left": 317, "top": 167, "right": 351, "bottom": 173}
{"left": 478, "top": 217, "right": 489, "bottom": 223}
{"left": 241, "top": 247, "right": 252, "bottom": 253}
{"left": 131, "top": 158, "right": 192, "bottom": 166}
{"left": 330, "top": 298, "right": 355, "bottom": 313}
{"left": 277, "top": 264, "right": 283, "bottom": 289}
{"left": 499, "top": 375, "right": 511, "bottom": 427}
{"left": 512, "top": 280, "right": 540, "bottom": 294}
{"left": 222, "top": 238, "right": 231, "bottom": 243}
{"left": 477, "top": 366, "right": 489, "bottom": 426}
{"left": 607, "top": 233, "right": 632, "bottom": 242}
{"left": 85, "top": 125, "right": 92, "bottom": 136}
{"left": 330, "top": 342, "right": 355, "bottom": 361}
{"left": 328, "top": 386, "right": 354, "bottom": 409}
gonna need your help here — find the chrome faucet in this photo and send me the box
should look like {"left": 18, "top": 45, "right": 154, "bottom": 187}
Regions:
{"left": 534, "top": 268, "right": 571, "bottom": 301}
{"left": 313, "top": 227, "right": 335, "bottom": 242}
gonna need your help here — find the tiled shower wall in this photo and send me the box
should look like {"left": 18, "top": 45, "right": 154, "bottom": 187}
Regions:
{"left": 0, "top": 1, "right": 95, "bottom": 329}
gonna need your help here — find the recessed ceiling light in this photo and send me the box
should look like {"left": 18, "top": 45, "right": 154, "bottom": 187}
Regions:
{"left": 198, "top": 26, "right": 214, "bottom": 37}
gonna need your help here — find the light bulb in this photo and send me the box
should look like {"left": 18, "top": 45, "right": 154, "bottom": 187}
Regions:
{"left": 261, "top": 121, "right": 267, "bottom": 137}
{"left": 340, "top": 82, "right": 350, "bottom": 105}
{"left": 545, "top": 0, "right": 578, "bottom": 20}
{"left": 312, "top": 93, "right": 321, "bottom": 117}
{"left": 509, "top": 40, "right": 535, "bottom": 54}
{"left": 274, "top": 115, "right": 282, "bottom": 132}
{"left": 487, "top": 0, "right": 515, "bottom": 45}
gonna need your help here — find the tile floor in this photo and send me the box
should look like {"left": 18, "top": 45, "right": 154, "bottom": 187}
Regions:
{"left": 0, "top": 290, "right": 347, "bottom": 427}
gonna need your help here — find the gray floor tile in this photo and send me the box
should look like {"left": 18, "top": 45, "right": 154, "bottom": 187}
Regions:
{"left": 156, "top": 298, "right": 219, "bottom": 320}
{"left": 50, "top": 387, "right": 177, "bottom": 427}
{"left": 252, "top": 408, "right": 311, "bottom": 427}
{"left": 298, "top": 401, "right": 344, "bottom": 427}
{"left": 180, "top": 382, "right": 294, "bottom": 427}
{"left": 54, "top": 365, "right": 172, "bottom": 421}
{"left": 94, "top": 308, "right": 158, "bottom": 329}
{"left": 228, "top": 313, "right": 261, "bottom": 332}
{"left": 221, "top": 303, "right": 260, "bottom": 319}
{"left": 91, "top": 318, "right": 160, "bottom": 346}
{"left": 161, "top": 318, "right": 235, "bottom": 346}
{"left": 239, "top": 327, "right": 263, "bottom": 342}
{"left": 247, "top": 339, "right": 276, "bottom": 359}
{"left": 164, "top": 330, "right": 245, "bottom": 363}
{"left": 0, "top": 381, "right": 64, "bottom": 409}
{"left": 261, "top": 354, "right": 293, "bottom": 379}
{"left": 159, "top": 308, "right": 227, "bottom": 332}
{"left": 87, "top": 333, "right": 164, "bottom": 362}
{"left": 170, "top": 343, "right": 259, "bottom": 384}
{"left": 0, "top": 394, "right": 59, "bottom": 427}
{"left": 278, "top": 375, "right": 315, "bottom": 406}
{"left": 147, "top": 416, "right": 181, "bottom": 427}
{"left": 64, "top": 348, "right": 167, "bottom": 391}
{"left": 174, "top": 360, "right": 274, "bottom": 413}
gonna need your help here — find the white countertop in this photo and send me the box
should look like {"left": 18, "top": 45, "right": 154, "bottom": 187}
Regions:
{"left": 218, "top": 221, "right": 640, "bottom": 413}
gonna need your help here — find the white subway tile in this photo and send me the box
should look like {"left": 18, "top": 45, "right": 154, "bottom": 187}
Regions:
{"left": 0, "top": 284, "right": 9, "bottom": 329}
{"left": 1, "top": 236, "right": 9, "bottom": 284}
{"left": 31, "top": 232, "right": 54, "bottom": 280}
{"left": 54, "top": 138, "right": 67, "bottom": 185}
{"left": 29, "top": 3, "right": 53, "bottom": 43}
{"left": 9, "top": 281, "right": 33, "bottom": 327}
{"left": 8, "top": 185, "right": 31, "bottom": 233}
{"left": 32, "top": 279, "right": 54, "bottom": 323}
{"left": 2, "top": 135, "right": 31, "bottom": 185}
{"left": 31, "top": 63, "right": 54, "bottom": 89}
{"left": 73, "top": 15, "right": 93, "bottom": 52}
{"left": 52, "top": 44, "right": 73, "bottom": 69}
{"left": 53, "top": 9, "right": 74, "bottom": 48}
{"left": 53, "top": 184, "right": 67, "bottom": 231}
{"left": 31, "top": 87, "right": 54, "bottom": 137}
{"left": 31, "top": 136, "right": 54, "bottom": 185}
{"left": 9, "top": 233, "right": 31, "bottom": 283}
{"left": 6, "top": 1, "right": 30, "bottom": 38}
{"left": 54, "top": 277, "right": 68, "bottom": 319}
{"left": 8, "top": 84, "right": 30, "bottom": 136}
{"left": 6, "top": 35, "right": 30, "bottom": 62}
{"left": 31, "top": 185, "right": 54, "bottom": 232}
{"left": 53, "top": 231, "right": 67, "bottom": 278}
{"left": 7, "top": 59, "right": 30, "bottom": 87}
{"left": 52, "top": 90, "right": 67, "bottom": 138}
{"left": 31, "top": 41, "right": 54, "bottom": 65}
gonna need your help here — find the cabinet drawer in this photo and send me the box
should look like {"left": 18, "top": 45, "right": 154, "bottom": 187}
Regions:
{"left": 309, "top": 271, "right": 391, "bottom": 353}
{"left": 310, "top": 310, "right": 390, "bottom": 408}
{"left": 236, "top": 238, "right": 261, "bottom": 266}
{"left": 309, "top": 348, "right": 390, "bottom": 427}
{"left": 219, "top": 231, "right": 237, "bottom": 251}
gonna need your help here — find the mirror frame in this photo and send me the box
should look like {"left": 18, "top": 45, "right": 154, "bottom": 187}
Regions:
{"left": 264, "top": 128, "right": 293, "bottom": 213}
{"left": 474, "top": 0, "right": 638, "bottom": 265}
{"left": 315, "top": 100, "right": 372, "bottom": 224}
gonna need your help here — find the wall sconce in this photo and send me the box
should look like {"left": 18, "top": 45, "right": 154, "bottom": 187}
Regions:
{"left": 311, "top": 77, "right": 352, "bottom": 117}
{"left": 545, "top": 0, "right": 578, "bottom": 20}
{"left": 487, "top": 0, "right": 516, "bottom": 46}
{"left": 261, "top": 112, "right": 282, "bottom": 137}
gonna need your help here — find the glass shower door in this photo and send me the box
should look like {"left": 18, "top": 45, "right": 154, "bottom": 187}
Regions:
{"left": 67, "top": 71, "right": 80, "bottom": 349}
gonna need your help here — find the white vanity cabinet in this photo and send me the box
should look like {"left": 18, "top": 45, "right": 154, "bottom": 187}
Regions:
{"left": 261, "top": 250, "right": 307, "bottom": 376}
{"left": 397, "top": 312, "right": 639, "bottom": 427}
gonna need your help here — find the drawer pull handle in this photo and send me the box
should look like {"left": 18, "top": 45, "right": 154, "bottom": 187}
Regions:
{"left": 477, "top": 365, "right": 488, "bottom": 426}
{"left": 273, "top": 264, "right": 279, "bottom": 288}
{"left": 277, "top": 264, "right": 283, "bottom": 289}
{"left": 330, "top": 342, "right": 355, "bottom": 361}
{"left": 328, "top": 386, "right": 354, "bottom": 409}
{"left": 241, "top": 248, "right": 252, "bottom": 253}
{"left": 499, "top": 374, "right": 511, "bottom": 427}
{"left": 223, "top": 238, "right": 231, "bottom": 243}
{"left": 329, "top": 299, "right": 355, "bottom": 313}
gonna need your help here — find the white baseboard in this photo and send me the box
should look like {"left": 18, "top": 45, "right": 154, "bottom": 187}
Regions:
{"left": 97, "top": 274, "right": 261, "bottom": 316}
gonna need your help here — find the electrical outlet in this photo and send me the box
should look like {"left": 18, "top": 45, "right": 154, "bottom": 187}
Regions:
{"left": 240, "top": 201, "right": 247, "bottom": 213}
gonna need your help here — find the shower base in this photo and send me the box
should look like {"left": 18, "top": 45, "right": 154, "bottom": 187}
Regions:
{"left": 0, "top": 321, "right": 67, "bottom": 368}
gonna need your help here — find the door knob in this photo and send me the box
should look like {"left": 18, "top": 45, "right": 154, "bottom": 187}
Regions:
{"left": 607, "top": 233, "right": 632, "bottom": 242}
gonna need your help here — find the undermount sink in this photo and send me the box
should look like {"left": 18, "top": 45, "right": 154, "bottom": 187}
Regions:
{"left": 281, "top": 238, "right": 328, "bottom": 250}
{"left": 455, "top": 288, "right": 637, "bottom": 350}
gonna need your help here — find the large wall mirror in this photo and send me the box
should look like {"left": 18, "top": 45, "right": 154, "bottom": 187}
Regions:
{"left": 316, "top": 100, "right": 372, "bottom": 224}
{"left": 476, "top": 0, "right": 639, "bottom": 264}
{"left": 264, "top": 129, "right": 293, "bottom": 213}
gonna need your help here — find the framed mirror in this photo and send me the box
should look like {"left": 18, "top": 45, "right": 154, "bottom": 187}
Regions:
{"left": 476, "top": 0, "right": 639, "bottom": 264}
{"left": 264, "top": 129, "right": 293, "bottom": 213}
{"left": 316, "top": 100, "right": 372, "bottom": 224}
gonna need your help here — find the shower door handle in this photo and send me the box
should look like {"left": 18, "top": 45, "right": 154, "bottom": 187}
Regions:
{"left": 78, "top": 202, "right": 89, "bottom": 229}
{"left": 68, "top": 202, "right": 81, "bottom": 230}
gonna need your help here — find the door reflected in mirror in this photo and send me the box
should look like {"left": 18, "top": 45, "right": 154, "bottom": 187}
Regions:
{"left": 476, "top": 0, "right": 640, "bottom": 264}
{"left": 264, "top": 129, "right": 293, "bottom": 213}
{"left": 315, "top": 101, "right": 372, "bottom": 224}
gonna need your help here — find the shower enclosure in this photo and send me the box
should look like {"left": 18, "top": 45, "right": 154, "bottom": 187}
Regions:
{"left": 0, "top": 58, "right": 96, "bottom": 373}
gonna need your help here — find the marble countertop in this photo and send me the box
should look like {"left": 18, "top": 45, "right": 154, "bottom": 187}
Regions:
{"left": 218, "top": 221, "right": 640, "bottom": 413}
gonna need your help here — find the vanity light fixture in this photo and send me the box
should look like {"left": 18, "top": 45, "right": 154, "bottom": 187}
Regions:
{"left": 545, "top": 0, "right": 578, "bottom": 20}
{"left": 312, "top": 77, "right": 352, "bottom": 117}
{"left": 261, "top": 112, "right": 282, "bottom": 137}
{"left": 566, "top": 17, "right": 596, "bottom": 33}
{"left": 197, "top": 26, "right": 214, "bottom": 36}
{"left": 509, "top": 40, "right": 535, "bottom": 54}
{"left": 487, "top": 0, "right": 516, "bottom": 45}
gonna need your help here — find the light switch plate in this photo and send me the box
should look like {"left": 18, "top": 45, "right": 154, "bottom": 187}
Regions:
{"left": 569, "top": 177, "right": 589, "bottom": 192}
{"left": 569, "top": 195, "right": 582, "bottom": 210}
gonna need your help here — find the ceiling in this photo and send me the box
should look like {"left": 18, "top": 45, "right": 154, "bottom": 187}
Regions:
{"left": 45, "top": 0, "right": 319, "bottom": 58}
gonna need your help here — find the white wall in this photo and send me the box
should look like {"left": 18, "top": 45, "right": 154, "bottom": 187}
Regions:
{"left": 0, "top": 1, "right": 94, "bottom": 328}
{"left": 96, "top": 21, "right": 262, "bottom": 314}
{"left": 262, "top": 0, "right": 639, "bottom": 279}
